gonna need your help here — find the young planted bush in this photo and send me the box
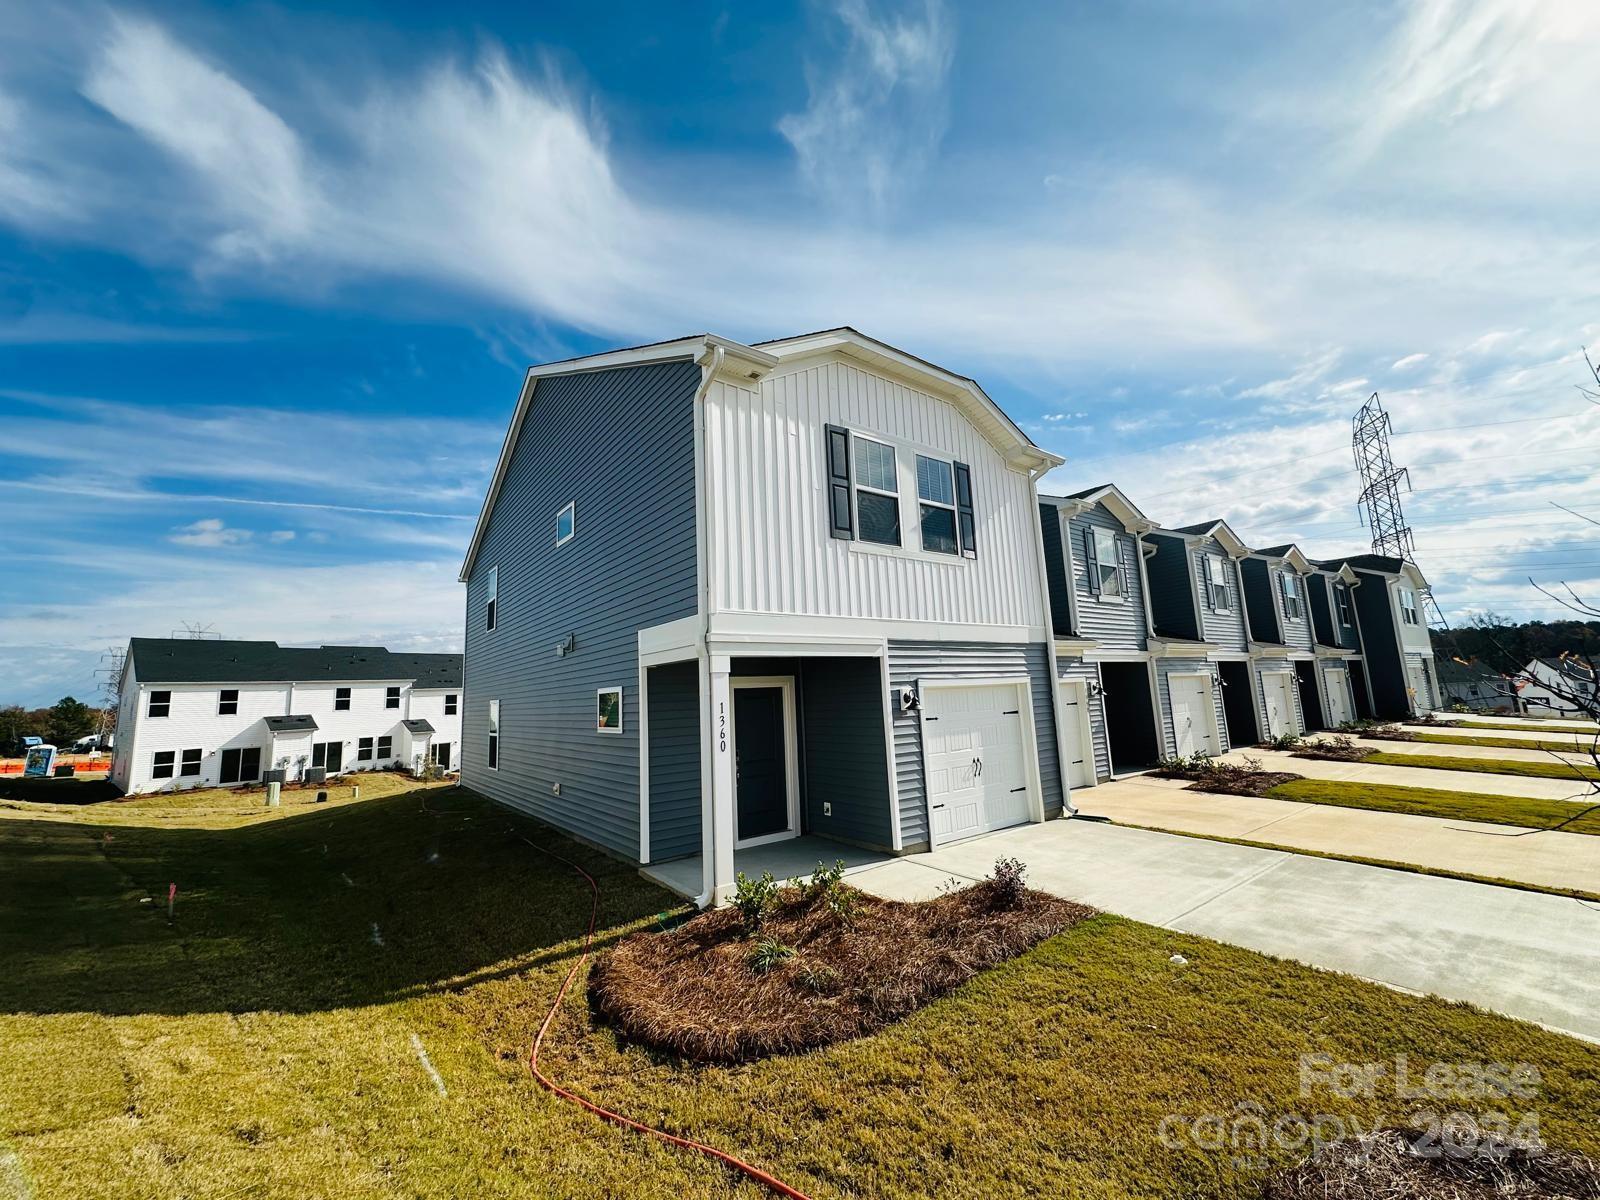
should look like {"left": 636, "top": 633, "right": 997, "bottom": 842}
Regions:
{"left": 990, "top": 856, "right": 1028, "bottom": 908}
{"left": 732, "top": 870, "right": 779, "bottom": 936}
{"left": 747, "top": 936, "right": 795, "bottom": 975}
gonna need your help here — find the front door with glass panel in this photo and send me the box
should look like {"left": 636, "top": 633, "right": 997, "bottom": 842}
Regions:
{"left": 733, "top": 679, "right": 797, "bottom": 847}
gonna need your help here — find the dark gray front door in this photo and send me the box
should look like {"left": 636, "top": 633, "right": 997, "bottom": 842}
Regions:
{"left": 735, "top": 686, "right": 788, "bottom": 841}
{"left": 326, "top": 741, "right": 343, "bottom": 773}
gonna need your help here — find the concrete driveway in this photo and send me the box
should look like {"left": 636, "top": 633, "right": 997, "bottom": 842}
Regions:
{"left": 850, "top": 817, "right": 1600, "bottom": 1043}
{"left": 1079, "top": 776, "right": 1600, "bottom": 895}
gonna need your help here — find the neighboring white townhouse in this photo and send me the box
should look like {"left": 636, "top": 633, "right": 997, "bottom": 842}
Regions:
{"left": 1517, "top": 657, "right": 1598, "bottom": 717}
{"left": 110, "top": 638, "right": 463, "bottom": 795}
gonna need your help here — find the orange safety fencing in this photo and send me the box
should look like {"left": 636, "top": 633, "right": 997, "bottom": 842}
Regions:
{"left": 0, "top": 756, "right": 111, "bottom": 775}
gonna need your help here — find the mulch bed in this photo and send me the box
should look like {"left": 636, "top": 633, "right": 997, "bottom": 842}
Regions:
{"left": 1263, "top": 1128, "right": 1600, "bottom": 1199}
{"left": 1291, "top": 738, "right": 1380, "bottom": 763}
{"left": 1150, "top": 762, "right": 1302, "bottom": 797}
{"left": 588, "top": 881, "right": 1091, "bottom": 1063}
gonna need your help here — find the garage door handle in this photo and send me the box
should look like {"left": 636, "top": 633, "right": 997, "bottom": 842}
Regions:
{"left": 1010, "top": 787, "right": 1026, "bottom": 793}
{"left": 932, "top": 804, "right": 945, "bottom": 810}
{"left": 1003, "top": 709, "right": 1019, "bottom": 715}
{"left": 972, "top": 756, "right": 982, "bottom": 776}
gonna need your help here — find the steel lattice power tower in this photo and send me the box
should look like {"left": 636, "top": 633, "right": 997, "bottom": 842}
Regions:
{"left": 1352, "top": 392, "right": 1443, "bottom": 625}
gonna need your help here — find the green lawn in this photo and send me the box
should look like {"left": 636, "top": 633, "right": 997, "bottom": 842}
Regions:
{"left": 4, "top": 782, "right": 1598, "bottom": 1199}
{"left": 1398, "top": 730, "right": 1598, "bottom": 753}
{"left": 1269, "top": 777, "right": 1600, "bottom": 835}
{"left": 1363, "top": 750, "right": 1600, "bottom": 782}
{"left": 1439, "top": 719, "right": 1600, "bottom": 736}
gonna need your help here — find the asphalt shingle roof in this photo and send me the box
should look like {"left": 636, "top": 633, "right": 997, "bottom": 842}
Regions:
{"left": 402, "top": 718, "right": 435, "bottom": 734}
{"left": 127, "top": 638, "right": 463, "bottom": 688}
{"left": 264, "top": 714, "right": 318, "bottom": 733}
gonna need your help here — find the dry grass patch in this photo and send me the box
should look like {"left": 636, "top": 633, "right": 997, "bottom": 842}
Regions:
{"left": 588, "top": 867, "right": 1090, "bottom": 1063}
{"left": 1264, "top": 1128, "right": 1600, "bottom": 1199}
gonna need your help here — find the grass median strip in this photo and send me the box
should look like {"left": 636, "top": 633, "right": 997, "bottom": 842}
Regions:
{"left": 1396, "top": 731, "right": 1598, "bottom": 753}
{"left": 1438, "top": 719, "right": 1600, "bottom": 736}
{"left": 1266, "top": 778, "right": 1600, "bottom": 836}
{"left": 1361, "top": 750, "right": 1600, "bottom": 783}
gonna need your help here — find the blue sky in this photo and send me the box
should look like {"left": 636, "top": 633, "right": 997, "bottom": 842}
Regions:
{"left": 2, "top": 0, "right": 1598, "bottom": 706}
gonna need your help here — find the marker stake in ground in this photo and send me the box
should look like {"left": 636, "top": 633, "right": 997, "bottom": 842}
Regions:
{"left": 410, "top": 1033, "right": 447, "bottom": 1097}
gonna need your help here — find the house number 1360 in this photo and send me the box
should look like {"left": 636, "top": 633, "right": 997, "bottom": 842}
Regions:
{"left": 718, "top": 702, "right": 727, "bottom": 753}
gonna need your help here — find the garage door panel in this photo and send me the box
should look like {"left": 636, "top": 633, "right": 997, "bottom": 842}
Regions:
{"left": 924, "top": 682, "right": 1033, "bottom": 844}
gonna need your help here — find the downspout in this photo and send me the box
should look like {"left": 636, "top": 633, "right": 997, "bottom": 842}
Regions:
{"left": 1027, "top": 466, "right": 1077, "bottom": 817}
{"left": 691, "top": 345, "right": 724, "bottom": 910}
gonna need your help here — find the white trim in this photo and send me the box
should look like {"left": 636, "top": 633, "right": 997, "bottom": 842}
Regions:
{"left": 1082, "top": 648, "right": 1152, "bottom": 663}
{"left": 555, "top": 500, "right": 576, "bottom": 547}
{"left": 916, "top": 674, "right": 1045, "bottom": 849}
{"left": 706, "top": 610, "right": 1045, "bottom": 645}
{"left": 639, "top": 615, "right": 702, "bottom": 666}
{"left": 729, "top": 676, "right": 802, "bottom": 849}
{"left": 596, "top": 686, "right": 624, "bottom": 734}
{"left": 637, "top": 659, "right": 651, "bottom": 863}
{"left": 1055, "top": 676, "right": 1097, "bottom": 790}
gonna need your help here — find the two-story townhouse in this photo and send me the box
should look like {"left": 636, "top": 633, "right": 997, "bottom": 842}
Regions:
{"left": 1516, "top": 657, "right": 1596, "bottom": 716}
{"left": 458, "top": 328, "right": 1067, "bottom": 906}
{"left": 1305, "top": 562, "right": 1371, "bottom": 726}
{"left": 109, "top": 639, "right": 462, "bottom": 794}
{"left": 1143, "top": 520, "right": 1259, "bottom": 755}
{"left": 1037, "top": 484, "right": 1164, "bottom": 779}
{"left": 1239, "top": 544, "right": 1320, "bottom": 737}
{"left": 1313, "top": 555, "right": 1439, "bottom": 718}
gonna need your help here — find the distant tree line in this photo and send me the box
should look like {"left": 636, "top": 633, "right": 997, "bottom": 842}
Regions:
{"left": 1434, "top": 617, "right": 1600, "bottom": 675}
{"left": 0, "top": 698, "right": 107, "bottom": 755}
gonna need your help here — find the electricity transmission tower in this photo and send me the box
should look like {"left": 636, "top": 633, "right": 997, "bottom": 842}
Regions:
{"left": 94, "top": 646, "right": 126, "bottom": 738}
{"left": 1351, "top": 392, "right": 1445, "bottom": 626}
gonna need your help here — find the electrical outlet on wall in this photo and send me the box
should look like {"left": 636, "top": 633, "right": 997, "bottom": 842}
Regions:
{"left": 552, "top": 781, "right": 561, "bottom": 796}
{"left": 822, "top": 801, "right": 831, "bottom": 817}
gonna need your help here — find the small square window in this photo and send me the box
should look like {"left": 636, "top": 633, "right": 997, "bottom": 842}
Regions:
{"left": 596, "top": 686, "right": 623, "bottom": 734}
{"left": 386, "top": 686, "right": 400, "bottom": 710}
{"left": 152, "top": 750, "right": 175, "bottom": 779}
{"left": 358, "top": 737, "right": 373, "bottom": 761}
{"left": 148, "top": 690, "right": 171, "bottom": 718}
{"left": 444, "top": 694, "right": 458, "bottom": 716}
{"left": 556, "top": 501, "right": 576, "bottom": 546}
{"left": 218, "top": 689, "right": 238, "bottom": 716}
{"left": 180, "top": 747, "right": 202, "bottom": 777}
{"left": 377, "top": 735, "right": 392, "bottom": 759}
{"left": 335, "top": 687, "right": 351, "bottom": 711}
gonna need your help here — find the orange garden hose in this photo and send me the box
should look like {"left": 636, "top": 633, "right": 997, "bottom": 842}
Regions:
{"left": 516, "top": 831, "right": 813, "bottom": 1200}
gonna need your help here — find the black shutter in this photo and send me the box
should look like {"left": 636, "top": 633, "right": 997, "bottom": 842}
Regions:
{"left": 1083, "top": 527, "right": 1101, "bottom": 595}
{"left": 954, "top": 461, "right": 976, "bottom": 558}
{"left": 824, "top": 424, "right": 854, "bottom": 540}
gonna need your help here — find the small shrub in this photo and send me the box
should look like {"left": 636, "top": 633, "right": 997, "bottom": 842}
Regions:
{"left": 795, "top": 961, "right": 840, "bottom": 995}
{"left": 991, "top": 856, "right": 1027, "bottom": 908}
{"left": 1263, "top": 732, "right": 1302, "bottom": 750}
{"left": 732, "top": 870, "right": 779, "bottom": 936}
{"left": 747, "top": 935, "right": 795, "bottom": 975}
{"left": 806, "top": 859, "right": 859, "bottom": 928}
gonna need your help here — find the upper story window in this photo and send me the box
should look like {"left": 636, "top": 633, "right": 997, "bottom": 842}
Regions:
{"left": 335, "top": 687, "right": 351, "bottom": 711}
{"left": 1203, "top": 554, "right": 1231, "bottom": 611}
{"left": 1335, "top": 585, "right": 1355, "bottom": 627}
{"left": 1279, "top": 572, "right": 1303, "bottom": 621}
{"left": 148, "top": 690, "right": 171, "bottom": 718}
{"left": 915, "top": 455, "right": 959, "bottom": 555}
{"left": 853, "top": 436, "right": 901, "bottom": 546}
{"left": 1400, "top": 587, "right": 1420, "bottom": 626}
{"left": 218, "top": 689, "right": 238, "bottom": 716}
{"left": 385, "top": 686, "right": 401, "bottom": 710}
{"left": 556, "top": 501, "right": 576, "bottom": 546}
{"left": 486, "top": 565, "right": 498, "bottom": 631}
{"left": 445, "top": 693, "right": 458, "bottom": 716}
{"left": 1086, "top": 527, "right": 1123, "bottom": 598}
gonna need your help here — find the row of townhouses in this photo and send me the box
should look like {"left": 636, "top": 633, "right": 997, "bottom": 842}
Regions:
{"left": 110, "top": 640, "right": 462, "bottom": 795}
{"left": 456, "top": 327, "right": 1442, "bottom": 904}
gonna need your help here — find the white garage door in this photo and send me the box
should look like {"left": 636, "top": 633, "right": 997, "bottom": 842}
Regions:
{"left": 924, "top": 682, "right": 1033, "bottom": 844}
{"left": 1057, "top": 679, "right": 1093, "bottom": 789}
{"left": 1407, "top": 662, "right": 1435, "bottom": 715}
{"left": 1261, "top": 671, "right": 1297, "bottom": 738}
{"left": 1325, "top": 669, "right": 1352, "bottom": 727}
{"left": 1169, "top": 673, "right": 1221, "bottom": 757}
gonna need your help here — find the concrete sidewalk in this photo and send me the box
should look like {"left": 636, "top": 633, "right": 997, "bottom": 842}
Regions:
{"left": 850, "top": 818, "right": 1600, "bottom": 1042}
{"left": 1224, "top": 747, "right": 1595, "bottom": 801}
{"left": 1077, "top": 777, "right": 1600, "bottom": 895}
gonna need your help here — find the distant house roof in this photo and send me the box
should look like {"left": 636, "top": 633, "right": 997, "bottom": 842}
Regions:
{"left": 264, "top": 714, "right": 318, "bottom": 733}
{"left": 402, "top": 718, "right": 435, "bottom": 734}
{"left": 127, "top": 638, "right": 463, "bottom": 688}
{"left": 1436, "top": 658, "right": 1505, "bottom": 687}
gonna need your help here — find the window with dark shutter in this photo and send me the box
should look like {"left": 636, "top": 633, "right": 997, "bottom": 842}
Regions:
{"left": 954, "top": 461, "right": 976, "bottom": 558}
{"left": 824, "top": 424, "right": 854, "bottom": 539}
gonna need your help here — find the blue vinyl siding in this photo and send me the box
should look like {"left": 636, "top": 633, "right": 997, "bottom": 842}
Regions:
{"left": 888, "top": 640, "right": 1063, "bottom": 850}
{"left": 647, "top": 660, "right": 702, "bottom": 863}
{"left": 799, "top": 656, "right": 893, "bottom": 849}
{"left": 1145, "top": 532, "right": 1199, "bottom": 641}
{"left": 1068, "top": 505, "right": 1147, "bottom": 651}
{"left": 461, "top": 359, "right": 701, "bottom": 861}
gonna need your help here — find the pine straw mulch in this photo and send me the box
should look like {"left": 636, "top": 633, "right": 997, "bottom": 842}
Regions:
{"left": 1263, "top": 1128, "right": 1600, "bottom": 1199}
{"left": 1291, "top": 735, "right": 1382, "bottom": 763}
{"left": 587, "top": 881, "right": 1091, "bottom": 1063}
{"left": 1150, "top": 759, "right": 1302, "bottom": 797}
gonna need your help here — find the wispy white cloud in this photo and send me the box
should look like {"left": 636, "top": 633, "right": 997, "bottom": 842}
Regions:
{"left": 169, "top": 517, "right": 252, "bottom": 547}
{"left": 1392, "top": 352, "right": 1428, "bottom": 371}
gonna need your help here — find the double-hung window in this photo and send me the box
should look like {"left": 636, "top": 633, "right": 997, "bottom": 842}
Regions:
{"left": 1335, "top": 585, "right": 1354, "bottom": 628}
{"left": 1400, "top": 588, "right": 1419, "bottom": 626}
{"left": 148, "top": 690, "right": 171, "bottom": 718}
{"left": 335, "top": 687, "right": 351, "bottom": 711}
{"left": 853, "top": 436, "right": 901, "bottom": 546}
{"left": 152, "top": 750, "right": 175, "bottom": 779}
{"left": 486, "top": 565, "right": 498, "bottom": 632}
{"left": 444, "top": 694, "right": 458, "bottom": 716}
{"left": 487, "top": 700, "right": 500, "bottom": 769}
{"left": 1280, "top": 573, "right": 1303, "bottom": 621}
{"left": 1088, "top": 528, "right": 1123, "bottom": 597}
{"left": 218, "top": 689, "right": 238, "bottom": 716}
{"left": 385, "top": 686, "right": 400, "bottom": 710}
{"left": 915, "top": 455, "right": 958, "bottom": 555}
{"left": 358, "top": 737, "right": 374, "bottom": 762}
{"left": 1204, "top": 554, "right": 1230, "bottom": 611}
{"left": 376, "top": 735, "right": 392, "bottom": 759}
{"left": 180, "top": 748, "right": 202, "bottom": 777}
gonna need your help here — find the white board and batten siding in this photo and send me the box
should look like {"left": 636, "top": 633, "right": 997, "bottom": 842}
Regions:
{"left": 704, "top": 360, "right": 1046, "bottom": 632}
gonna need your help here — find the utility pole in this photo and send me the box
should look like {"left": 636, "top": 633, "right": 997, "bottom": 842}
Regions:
{"left": 1352, "top": 392, "right": 1445, "bottom": 626}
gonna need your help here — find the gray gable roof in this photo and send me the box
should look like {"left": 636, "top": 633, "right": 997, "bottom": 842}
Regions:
{"left": 128, "top": 638, "right": 463, "bottom": 687}
{"left": 264, "top": 714, "right": 318, "bottom": 733}
{"left": 1253, "top": 544, "right": 1297, "bottom": 558}
{"left": 1315, "top": 553, "right": 1408, "bottom": 574}
{"left": 402, "top": 718, "right": 435, "bottom": 734}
